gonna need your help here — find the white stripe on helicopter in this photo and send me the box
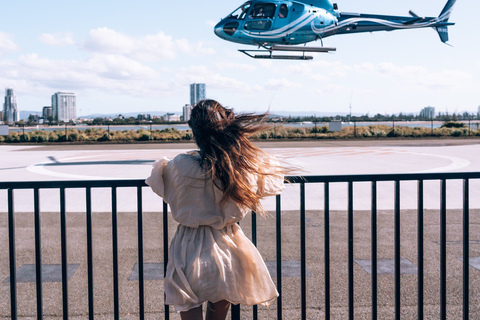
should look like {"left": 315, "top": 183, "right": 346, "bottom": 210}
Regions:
{"left": 241, "top": 12, "right": 316, "bottom": 39}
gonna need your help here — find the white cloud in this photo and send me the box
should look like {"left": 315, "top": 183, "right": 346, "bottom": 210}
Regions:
{"left": 264, "top": 78, "right": 301, "bottom": 90}
{"left": 174, "top": 65, "right": 252, "bottom": 93}
{"left": 206, "top": 20, "right": 217, "bottom": 27}
{"left": 39, "top": 33, "right": 75, "bottom": 46}
{"left": 312, "top": 84, "right": 350, "bottom": 95}
{"left": 375, "top": 62, "right": 426, "bottom": 77}
{"left": 0, "top": 53, "right": 170, "bottom": 96}
{"left": 83, "top": 27, "right": 215, "bottom": 61}
{"left": 0, "top": 32, "right": 19, "bottom": 54}
{"left": 413, "top": 69, "right": 473, "bottom": 91}
{"left": 214, "top": 61, "right": 256, "bottom": 73}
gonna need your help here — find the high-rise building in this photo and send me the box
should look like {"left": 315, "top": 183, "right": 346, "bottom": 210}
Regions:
{"left": 190, "top": 83, "right": 206, "bottom": 106}
{"left": 52, "top": 92, "right": 76, "bottom": 122}
{"left": 183, "top": 104, "right": 192, "bottom": 122}
{"left": 43, "top": 106, "right": 53, "bottom": 120}
{"left": 419, "top": 106, "right": 435, "bottom": 119}
{"left": 3, "top": 88, "right": 19, "bottom": 123}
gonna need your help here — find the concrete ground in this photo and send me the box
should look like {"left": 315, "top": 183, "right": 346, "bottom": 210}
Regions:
{"left": 1, "top": 138, "right": 480, "bottom": 319}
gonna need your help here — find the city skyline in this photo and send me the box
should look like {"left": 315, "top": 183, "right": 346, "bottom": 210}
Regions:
{"left": 0, "top": 0, "right": 478, "bottom": 116}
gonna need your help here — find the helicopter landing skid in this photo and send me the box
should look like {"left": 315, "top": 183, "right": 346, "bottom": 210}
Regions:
{"left": 239, "top": 45, "right": 336, "bottom": 60}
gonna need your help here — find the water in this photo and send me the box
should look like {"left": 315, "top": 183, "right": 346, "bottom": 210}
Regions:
{"left": 8, "top": 121, "right": 480, "bottom": 132}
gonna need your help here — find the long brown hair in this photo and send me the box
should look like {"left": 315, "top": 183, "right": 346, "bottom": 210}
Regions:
{"left": 188, "top": 99, "right": 279, "bottom": 213}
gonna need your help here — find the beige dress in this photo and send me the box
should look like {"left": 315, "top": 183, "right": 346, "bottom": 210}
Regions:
{"left": 146, "top": 152, "right": 284, "bottom": 312}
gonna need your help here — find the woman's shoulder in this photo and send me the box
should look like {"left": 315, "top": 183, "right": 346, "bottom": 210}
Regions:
{"left": 170, "top": 151, "right": 202, "bottom": 173}
{"left": 172, "top": 150, "right": 200, "bottom": 164}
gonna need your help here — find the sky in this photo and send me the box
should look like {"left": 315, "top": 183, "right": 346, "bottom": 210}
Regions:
{"left": 0, "top": 0, "right": 479, "bottom": 117}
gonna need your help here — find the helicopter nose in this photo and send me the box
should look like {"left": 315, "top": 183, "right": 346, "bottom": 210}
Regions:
{"left": 214, "top": 21, "right": 224, "bottom": 38}
{"left": 214, "top": 20, "right": 239, "bottom": 38}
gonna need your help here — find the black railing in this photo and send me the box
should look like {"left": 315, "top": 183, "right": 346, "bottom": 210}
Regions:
{"left": 1, "top": 172, "right": 479, "bottom": 319}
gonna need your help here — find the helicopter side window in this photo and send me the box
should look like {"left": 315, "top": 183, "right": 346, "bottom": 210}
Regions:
{"left": 278, "top": 4, "right": 288, "bottom": 18}
{"left": 227, "top": 1, "right": 252, "bottom": 20}
{"left": 249, "top": 3, "right": 276, "bottom": 19}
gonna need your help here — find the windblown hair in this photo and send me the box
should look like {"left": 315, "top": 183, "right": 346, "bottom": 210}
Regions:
{"left": 188, "top": 99, "right": 279, "bottom": 213}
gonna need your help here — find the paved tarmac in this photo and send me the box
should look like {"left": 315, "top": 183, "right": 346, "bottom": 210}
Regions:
{"left": 1, "top": 139, "right": 480, "bottom": 319}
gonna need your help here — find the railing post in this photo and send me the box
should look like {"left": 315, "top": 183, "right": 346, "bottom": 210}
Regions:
{"left": 252, "top": 211, "right": 258, "bottom": 320}
{"left": 8, "top": 189, "right": 17, "bottom": 320}
{"left": 324, "top": 182, "right": 330, "bottom": 320}
{"left": 394, "top": 180, "right": 401, "bottom": 320}
{"left": 348, "top": 181, "right": 354, "bottom": 320}
{"left": 163, "top": 201, "right": 170, "bottom": 320}
{"left": 60, "top": 188, "right": 69, "bottom": 320}
{"left": 463, "top": 179, "right": 469, "bottom": 320}
{"left": 86, "top": 187, "right": 94, "bottom": 320}
{"left": 111, "top": 187, "right": 119, "bottom": 320}
{"left": 276, "top": 194, "right": 282, "bottom": 320}
{"left": 371, "top": 181, "right": 377, "bottom": 320}
{"left": 137, "top": 186, "right": 145, "bottom": 320}
{"left": 417, "top": 180, "right": 424, "bottom": 320}
{"left": 300, "top": 183, "right": 307, "bottom": 320}
{"left": 34, "top": 188, "right": 43, "bottom": 320}
{"left": 440, "top": 179, "right": 447, "bottom": 320}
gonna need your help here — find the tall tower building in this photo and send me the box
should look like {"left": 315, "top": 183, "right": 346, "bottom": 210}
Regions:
{"left": 190, "top": 83, "right": 206, "bottom": 106}
{"left": 3, "top": 88, "right": 19, "bottom": 123}
{"left": 52, "top": 92, "right": 76, "bottom": 122}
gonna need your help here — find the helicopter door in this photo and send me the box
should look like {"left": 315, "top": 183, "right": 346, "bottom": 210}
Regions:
{"left": 274, "top": 3, "right": 290, "bottom": 30}
{"left": 286, "top": 2, "right": 306, "bottom": 41}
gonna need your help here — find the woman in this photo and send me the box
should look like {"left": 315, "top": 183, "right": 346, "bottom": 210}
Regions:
{"left": 146, "top": 99, "right": 284, "bottom": 320}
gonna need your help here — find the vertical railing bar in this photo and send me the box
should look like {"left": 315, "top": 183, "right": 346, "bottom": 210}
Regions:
{"left": 137, "top": 186, "right": 145, "bottom": 320}
{"left": 252, "top": 211, "right": 258, "bottom": 320}
{"left": 440, "top": 179, "right": 447, "bottom": 320}
{"left": 276, "top": 194, "right": 282, "bottom": 320}
{"left": 300, "top": 183, "right": 307, "bottom": 320}
{"left": 60, "top": 187, "right": 68, "bottom": 320}
{"left": 394, "top": 180, "right": 401, "bottom": 320}
{"left": 371, "top": 181, "right": 378, "bottom": 320}
{"left": 86, "top": 187, "right": 94, "bottom": 320}
{"left": 111, "top": 187, "right": 119, "bottom": 320}
{"left": 348, "top": 181, "right": 354, "bottom": 320}
{"left": 34, "top": 188, "right": 43, "bottom": 320}
{"left": 163, "top": 201, "right": 170, "bottom": 320}
{"left": 231, "top": 304, "right": 240, "bottom": 320}
{"left": 463, "top": 179, "right": 469, "bottom": 320}
{"left": 324, "top": 182, "right": 330, "bottom": 320}
{"left": 417, "top": 180, "right": 424, "bottom": 320}
{"left": 8, "top": 188, "right": 17, "bottom": 320}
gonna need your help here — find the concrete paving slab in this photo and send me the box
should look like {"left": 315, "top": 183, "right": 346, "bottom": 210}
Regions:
{"left": 128, "top": 262, "right": 165, "bottom": 281}
{"left": 458, "top": 257, "right": 480, "bottom": 271}
{"left": 265, "top": 260, "right": 312, "bottom": 278}
{"left": 3, "top": 264, "right": 80, "bottom": 283}
{"left": 354, "top": 259, "right": 417, "bottom": 275}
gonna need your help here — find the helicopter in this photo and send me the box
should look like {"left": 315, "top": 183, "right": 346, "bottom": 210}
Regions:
{"left": 213, "top": 0, "right": 456, "bottom": 60}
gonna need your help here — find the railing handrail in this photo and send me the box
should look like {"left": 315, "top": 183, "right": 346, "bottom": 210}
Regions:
{"left": 2, "top": 171, "right": 480, "bottom": 190}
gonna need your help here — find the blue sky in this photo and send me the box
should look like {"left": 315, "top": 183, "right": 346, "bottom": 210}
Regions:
{"left": 0, "top": 0, "right": 478, "bottom": 116}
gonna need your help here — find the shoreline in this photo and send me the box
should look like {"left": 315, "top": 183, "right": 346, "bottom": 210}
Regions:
{"left": 5, "top": 136, "right": 480, "bottom": 151}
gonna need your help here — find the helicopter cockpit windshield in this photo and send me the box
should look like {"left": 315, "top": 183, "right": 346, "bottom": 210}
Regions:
{"left": 227, "top": 1, "right": 252, "bottom": 20}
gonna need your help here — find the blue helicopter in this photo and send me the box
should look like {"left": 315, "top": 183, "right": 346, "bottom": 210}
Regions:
{"left": 214, "top": 0, "right": 456, "bottom": 59}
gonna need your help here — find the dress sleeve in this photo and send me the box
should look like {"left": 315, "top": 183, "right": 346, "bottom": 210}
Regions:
{"left": 257, "top": 156, "right": 285, "bottom": 197}
{"left": 145, "top": 158, "right": 170, "bottom": 198}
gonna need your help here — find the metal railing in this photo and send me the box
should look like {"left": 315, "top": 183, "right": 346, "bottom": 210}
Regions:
{"left": 1, "top": 172, "right": 479, "bottom": 319}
